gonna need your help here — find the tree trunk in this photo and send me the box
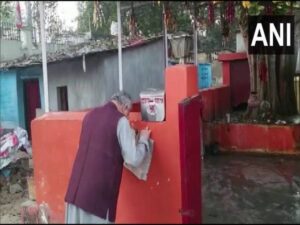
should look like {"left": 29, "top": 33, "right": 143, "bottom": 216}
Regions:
{"left": 275, "top": 54, "right": 298, "bottom": 115}
{"left": 267, "top": 54, "right": 280, "bottom": 113}
{"left": 238, "top": 24, "right": 256, "bottom": 92}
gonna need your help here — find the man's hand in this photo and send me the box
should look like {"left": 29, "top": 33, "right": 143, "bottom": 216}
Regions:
{"left": 139, "top": 127, "right": 151, "bottom": 141}
{"left": 138, "top": 127, "right": 151, "bottom": 152}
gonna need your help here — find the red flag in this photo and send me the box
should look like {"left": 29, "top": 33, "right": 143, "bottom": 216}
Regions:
{"left": 16, "top": 1, "right": 22, "bottom": 29}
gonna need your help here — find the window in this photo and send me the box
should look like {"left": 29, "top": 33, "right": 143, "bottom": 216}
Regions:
{"left": 57, "top": 86, "right": 69, "bottom": 111}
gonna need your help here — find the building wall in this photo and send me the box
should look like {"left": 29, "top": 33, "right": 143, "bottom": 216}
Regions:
{"left": 47, "top": 38, "right": 165, "bottom": 111}
{"left": 122, "top": 40, "right": 165, "bottom": 98}
{"left": 0, "top": 70, "right": 19, "bottom": 128}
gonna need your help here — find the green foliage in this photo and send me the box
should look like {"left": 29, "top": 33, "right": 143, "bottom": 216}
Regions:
{"left": 199, "top": 23, "right": 236, "bottom": 54}
{"left": 76, "top": 1, "right": 163, "bottom": 38}
{"left": 75, "top": 1, "right": 237, "bottom": 53}
{"left": 129, "top": 3, "right": 163, "bottom": 37}
{"left": 76, "top": 1, "right": 93, "bottom": 33}
{"left": 247, "top": 2, "right": 265, "bottom": 16}
{"left": 76, "top": 1, "right": 116, "bottom": 38}
{"left": 237, "top": 1, "right": 300, "bottom": 37}
{"left": 170, "top": 2, "right": 192, "bottom": 33}
{"left": 272, "top": 1, "right": 300, "bottom": 15}
{"left": 0, "top": 1, "right": 13, "bottom": 22}
{"left": 31, "top": 1, "right": 63, "bottom": 42}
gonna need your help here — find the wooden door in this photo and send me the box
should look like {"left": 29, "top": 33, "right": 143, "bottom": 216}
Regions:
{"left": 24, "top": 79, "right": 41, "bottom": 139}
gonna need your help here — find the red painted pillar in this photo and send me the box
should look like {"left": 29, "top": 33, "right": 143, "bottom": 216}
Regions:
{"left": 117, "top": 65, "right": 200, "bottom": 223}
{"left": 221, "top": 62, "right": 230, "bottom": 86}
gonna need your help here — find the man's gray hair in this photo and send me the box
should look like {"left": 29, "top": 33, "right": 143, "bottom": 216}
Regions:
{"left": 111, "top": 91, "right": 132, "bottom": 109}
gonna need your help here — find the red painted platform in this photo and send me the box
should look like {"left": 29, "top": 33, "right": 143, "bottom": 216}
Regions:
{"left": 204, "top": 122, "right": 300, "bottom": 154}
{"left": 203, "top": 52, "right": 300, "bottom": 155}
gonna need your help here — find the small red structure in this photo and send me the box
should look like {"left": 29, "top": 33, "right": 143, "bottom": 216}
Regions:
{"left": 218, "top": 52, "right": 250, "bottom": 108}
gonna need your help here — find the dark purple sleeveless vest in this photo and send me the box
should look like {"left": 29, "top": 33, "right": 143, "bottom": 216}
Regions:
{"left": 65, "top": 101, "right": 124, "bottom": 222}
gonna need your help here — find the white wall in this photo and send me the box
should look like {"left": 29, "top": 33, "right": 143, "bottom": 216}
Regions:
{"left": 1, "top": 27, "right": 69, "bottom": 62}
{"left": 0, "top": 40, "right": 24, "bottom": 61}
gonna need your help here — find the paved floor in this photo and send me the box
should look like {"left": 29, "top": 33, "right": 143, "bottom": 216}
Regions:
{"left": 202, "top": 154, "right": 300, "bottom": 224}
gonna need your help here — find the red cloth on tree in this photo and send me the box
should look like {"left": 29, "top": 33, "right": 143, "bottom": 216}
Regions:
{"left": 16, "top": 1, "right": 22, "bottom": 29}
{"left": 259, "top": 59, "right": 268, "bottom": 82}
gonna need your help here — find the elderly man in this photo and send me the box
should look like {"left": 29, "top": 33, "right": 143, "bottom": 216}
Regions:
{"left": 65, "top": 92, "right": 151, "bottom": 224}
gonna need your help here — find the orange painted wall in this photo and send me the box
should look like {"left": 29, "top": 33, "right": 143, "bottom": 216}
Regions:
{"left": 31, "top": 112, "right": 86, "bottom": 223}
{"left": 31, "top": 65, "right": 199, "bottom": 223}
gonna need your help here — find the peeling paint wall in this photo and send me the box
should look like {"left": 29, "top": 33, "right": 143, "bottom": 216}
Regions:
{"left": 0, "top": 70, "right": 19, "bottom": 128}
{"left": 47, "top": 38, "right": 165, "bottom": 111}
{"left": 0, "top": 67, "right": 43, "bottom": 129}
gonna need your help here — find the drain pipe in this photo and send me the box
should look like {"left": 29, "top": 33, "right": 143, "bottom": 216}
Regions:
{"left": 117, "top": 1, "right": 123, "bottom": 91}
{"left": 39, "top": 1, "right": 49, "bottom": 112}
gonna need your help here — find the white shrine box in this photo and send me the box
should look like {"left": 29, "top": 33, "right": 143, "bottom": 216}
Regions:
{"left": 140, "top": 89, "right": 165, "bottom": 122}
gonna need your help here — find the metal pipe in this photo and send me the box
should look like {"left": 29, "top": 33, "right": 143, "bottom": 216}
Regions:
{"left": 39, "top": 1, "right": 49, "bottom": 112}
{"left": 296, "top": 39, "right": 300, "bottom": 74}
{"left": 193, "top": 6, "right": 198, "bottom": 65}
{"left": 117, "top": 1, "right": 123, "bottom": 91}
{"left": 163, "top": 3, "right": 168, "bottom": 68}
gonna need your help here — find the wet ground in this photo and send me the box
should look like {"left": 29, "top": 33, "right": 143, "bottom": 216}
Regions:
{"left": 202, "top": 154, "right": 300, "bottom": 224}
{"left": 2, "top": 153, "right": 300, "bottom": 223}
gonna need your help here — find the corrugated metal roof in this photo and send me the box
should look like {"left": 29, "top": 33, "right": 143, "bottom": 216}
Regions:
{"left": 0, "top": 36, "right": 163, "bottom": 69}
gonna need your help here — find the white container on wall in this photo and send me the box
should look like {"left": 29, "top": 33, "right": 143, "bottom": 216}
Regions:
{"left": 140, "top": 89, "right": 165, "bottom": 122}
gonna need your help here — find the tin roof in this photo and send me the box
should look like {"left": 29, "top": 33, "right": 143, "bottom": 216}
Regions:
{"left": 0, "top": 35, "right": 163, "bottom": 69}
